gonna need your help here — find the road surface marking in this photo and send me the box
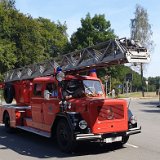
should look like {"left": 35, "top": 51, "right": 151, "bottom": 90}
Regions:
{"left": 126, "top": 143, "right": 139, "bottom": 148}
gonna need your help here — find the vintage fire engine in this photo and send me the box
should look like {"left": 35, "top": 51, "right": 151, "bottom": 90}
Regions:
{"left": 0, "top": 38, "right": 149, "bottom": 152}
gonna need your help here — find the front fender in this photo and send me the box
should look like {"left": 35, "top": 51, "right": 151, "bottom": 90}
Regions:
{"left": 52, "top": 112, "right": 83, "bottom": 134}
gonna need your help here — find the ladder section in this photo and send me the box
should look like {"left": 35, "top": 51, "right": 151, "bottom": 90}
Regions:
{"left": 60, "top": 38, "right": 150, "bottom": 72}
{"left": 5, "top": 60, "right": 59, "bottom": 82}
{"left": 4, "top": 38, "right": 150, "bottom": 82}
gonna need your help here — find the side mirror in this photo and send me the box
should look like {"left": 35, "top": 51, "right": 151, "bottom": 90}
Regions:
{"left": 44, "top": 90, "right": 50, "bottom": 100}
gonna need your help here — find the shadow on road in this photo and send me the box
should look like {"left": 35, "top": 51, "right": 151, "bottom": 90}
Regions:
{"left": 139, "top": 101, "right": 159, "bottom": 106}
{"left": 140, "top": 109, "right": 160, "bottom": 113}
{"left": 0, "top": 126, "right": 125, "bottom": 158}
{"left": 138, "top": 100, "right": 160, "bottom": 113}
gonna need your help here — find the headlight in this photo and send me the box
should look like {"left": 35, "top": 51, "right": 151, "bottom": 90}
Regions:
{"left": 130, "top": 115, "right": 137, "bottom": 124}
{"left": 79, "top": 120, "right": 87, "bottom": 129}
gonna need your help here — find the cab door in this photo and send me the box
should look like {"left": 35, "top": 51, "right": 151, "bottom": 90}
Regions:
{"left": 31, "top": 83, "right": 44, "bottom": 124}
{"left": 42, "top": 81, "right": 60, "bottom": 127}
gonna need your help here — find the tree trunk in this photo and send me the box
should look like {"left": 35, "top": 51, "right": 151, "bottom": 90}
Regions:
{"left": 140, "top": 63, "right": 144, "bottom": 97}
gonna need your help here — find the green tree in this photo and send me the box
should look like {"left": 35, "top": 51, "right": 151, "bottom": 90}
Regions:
{"left": 0, "top": 0, "right": 15, "bottom": 9}
{"left": 0, "top": 39, "right": 17, "bottom": 73}
{"left": 70, "top": 13, "right": 116, "bottom": 50}
{"left": 70, "top": 13, "right": 118, "bottom": 92}
{"left": 0, "top": 2, "right": 17, "bottom": 79}
{"left": 70, "top": 13, "right": 142, "bottom": 92}
{"left": 148, "top": 76, "right": 160, "bottom": 92}
{"left": 36, "top": 18, "right": 68, "bottom": 57}
{"left": 0, "top": 1, "right": 69, "bottom": 80}
{"left": 130, "top": 4, "right": 153, "bottom": 96}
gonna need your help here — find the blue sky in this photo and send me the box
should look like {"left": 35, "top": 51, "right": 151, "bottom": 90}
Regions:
{"left": 15, "top": 0, "right": 160, "bottom": 78}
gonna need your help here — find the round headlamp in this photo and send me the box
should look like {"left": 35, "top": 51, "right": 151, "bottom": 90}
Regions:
{"left": 130, "top": 115, "right": 137, "bottom": 124}
{"left": 79, "top": 120, "right": 87, "bottom": 130}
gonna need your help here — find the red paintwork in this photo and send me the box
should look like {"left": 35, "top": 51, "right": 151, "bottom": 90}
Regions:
{"left": 69, "top": 97, "right": 128, "bottom": 134}
{"left": 0, "top": 74, "right": 128, "bottom": 135}
{"left": 88, "top": 70, "right": 97, "bottom": 78}
{"left": 0, "top": 82, "right": 4, "bottom": 89}
{"left": 14, "top": 80, "right": 32, "bottom": 105}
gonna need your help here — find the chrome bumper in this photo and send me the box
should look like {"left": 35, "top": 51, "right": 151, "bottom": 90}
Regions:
{"left": 126, "top": 126, "right": 141, "bottom": 136}
{"left": 76, "top": 127, "right": 141, "bottom": 141}
{"left": 76, "top": 133, "right": 102, "bottom": 141}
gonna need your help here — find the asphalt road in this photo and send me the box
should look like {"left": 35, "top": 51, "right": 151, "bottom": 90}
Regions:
{"left": 0, "top": 98, "right": 160, "bottom": 160}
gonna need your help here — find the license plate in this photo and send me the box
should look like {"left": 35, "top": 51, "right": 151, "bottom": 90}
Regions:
{"left": 105, "top": 136, "right": 122, "bottom": 143}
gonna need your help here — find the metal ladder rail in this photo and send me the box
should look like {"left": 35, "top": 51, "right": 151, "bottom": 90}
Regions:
{"left": 4, "top": 38, "right": 149, "bottom": 83}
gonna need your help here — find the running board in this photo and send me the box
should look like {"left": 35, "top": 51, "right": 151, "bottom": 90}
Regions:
{"left": 16, "top": 126, "right": 51, "bottom": 138}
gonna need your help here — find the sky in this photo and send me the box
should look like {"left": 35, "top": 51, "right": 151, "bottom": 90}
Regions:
{"left": 15, "top": 0, "right": 160, "bottom": 78}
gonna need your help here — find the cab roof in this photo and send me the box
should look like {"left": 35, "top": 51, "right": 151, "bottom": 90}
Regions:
{"left": 33, "top": 74, "right": 100, "bottom": 83}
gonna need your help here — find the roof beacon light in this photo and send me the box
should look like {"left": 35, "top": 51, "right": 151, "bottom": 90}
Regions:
{"left": 89, "top": 69, "right": 97, "bottom": 78}
{"left": 56, "top": 67, "right": 65, "bottom": 82}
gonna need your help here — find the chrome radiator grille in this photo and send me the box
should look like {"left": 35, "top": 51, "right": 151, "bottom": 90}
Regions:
{"left": 98, "top": 105, "right": 124, "bottom": 121}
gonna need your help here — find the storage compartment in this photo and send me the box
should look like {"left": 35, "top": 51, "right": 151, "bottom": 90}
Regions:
{"left": 14, "top": 80, "right": 32, "bottom": 105}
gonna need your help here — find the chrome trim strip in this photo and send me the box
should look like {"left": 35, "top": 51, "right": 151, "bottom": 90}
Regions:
{"left": 76, "top": 133, "right": 102, "bottom": 140}
{"left": 126, "top": 126, "right": 141, "bottom": 136}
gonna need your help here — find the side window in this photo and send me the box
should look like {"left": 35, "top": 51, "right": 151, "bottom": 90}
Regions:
{"left": 46, "top": 83, "right": 58, "bottom": 97}
{"left": 33, "top": 83, "right": 43, "bottom": 96}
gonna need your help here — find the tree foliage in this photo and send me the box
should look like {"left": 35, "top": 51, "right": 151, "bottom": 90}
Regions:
{"left": 130, "top": 4, "right": 153, "bottom": 96}
{"left": 131, "top": 4, "right": 153, "bottom": 50}
{"left": 69, "top": 13, "right": 143, "bottom": 92}
{"left": 109, "top": 65, "right": 142, "bottom": 92}
{"left": 0, "top": 0, "right": 15, "bottom": 9}
{"left": 0, "top": 1, "right": 68, "bottom": 80}
{"left": 70, "top": 13, "right": 116, "bottom": 50}
{"left": 0, "top": 2, "right": 143, "bottom": 92}
{"left": 148, "top": 77, "right": 160, "bottom": 92}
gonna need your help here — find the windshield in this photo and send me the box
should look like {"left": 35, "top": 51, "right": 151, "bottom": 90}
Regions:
{"left": 62, "top": 79, "right": 104, "bottom": 98}
{"left": 83, "top": 80, "right": 103, "bottom": 96}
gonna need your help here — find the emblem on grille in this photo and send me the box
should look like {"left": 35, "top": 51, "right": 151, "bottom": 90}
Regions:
{"left": 106, "top": 107, "right": 114, "bottom": 120}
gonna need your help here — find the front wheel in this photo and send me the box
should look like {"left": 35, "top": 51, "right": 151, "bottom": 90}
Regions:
{"left": 56, "top": 119, "right": 76, "bottom": 152}
{"left": 115, "top": 135, "right": 129, "bottom": 147}
{"left": 121, "top": 135, "right": 129, "bottom": 144}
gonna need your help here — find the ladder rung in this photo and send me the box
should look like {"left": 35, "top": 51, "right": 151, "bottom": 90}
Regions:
{"left": 4, "top": 38, "right": 150, "bottom": 82}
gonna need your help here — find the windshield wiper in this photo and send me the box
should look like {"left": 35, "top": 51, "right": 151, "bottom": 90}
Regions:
{"left": 83, "top": 83, "right": 94, "bottom": 94}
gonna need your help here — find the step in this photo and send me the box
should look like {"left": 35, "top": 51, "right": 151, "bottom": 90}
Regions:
{"left": 16, "top": 126, "right": 51, "bottom": 138}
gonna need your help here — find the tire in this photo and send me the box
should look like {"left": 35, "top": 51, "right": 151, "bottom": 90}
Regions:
{"left": 56, "top": 119, "right": 76, "bottom": 152}
{"left": 115, "top": 135, "right": 129, "bottom": 147}
{"left": 121, "top": 135, "right": 129, "bottom": 145}
{"left": 3, "top": 83, "right": 15, "bottom": 104}
{"left": 4, "top": 112, "right": 14, "bottom": 133}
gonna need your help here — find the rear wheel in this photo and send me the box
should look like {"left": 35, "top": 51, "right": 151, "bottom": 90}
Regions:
{"left": 4, "top": 112, "right": 14, "bottom": 133}
{"left": 56, "top": 119, "right": 76, "bottom": 152}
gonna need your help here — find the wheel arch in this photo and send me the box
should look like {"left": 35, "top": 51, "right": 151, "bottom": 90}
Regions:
{"left": 51, "top": 113, "right": 72, "bottom": 138}
{"left": 51, "top": 112, "right": 85, "bottom": 138}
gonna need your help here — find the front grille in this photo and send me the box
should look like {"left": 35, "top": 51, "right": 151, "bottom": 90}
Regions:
{"left": 98, "top": 105, "right": 124, "bottom": 121}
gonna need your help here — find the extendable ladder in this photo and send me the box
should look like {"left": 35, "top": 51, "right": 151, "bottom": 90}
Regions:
{"left": 4, "top": 38, "right": 150, "bottom": 82}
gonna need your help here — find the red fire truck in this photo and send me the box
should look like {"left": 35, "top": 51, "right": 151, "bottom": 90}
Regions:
{"left": 0, "top": 38, "right": 149, "bottom": 152}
